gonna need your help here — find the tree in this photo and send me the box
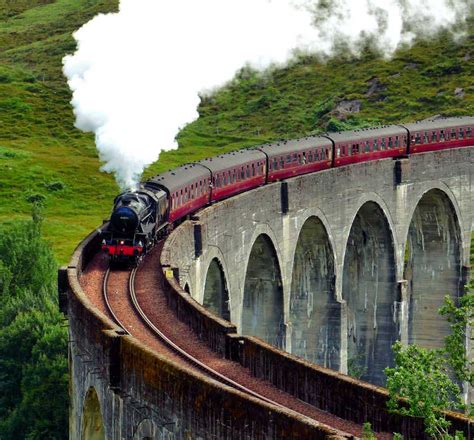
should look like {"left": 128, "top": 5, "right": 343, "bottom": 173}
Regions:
{"left": 385, "top": 342, "right": 462, "bottom": 439}
{"left": 385, "top": 291, "right": 474, "bottom": 440}
{"left": 0, "top": 208, "right": 68, "bottom": 439}
{"left": 439, "top": 293, "right": 474, "bottom": 388}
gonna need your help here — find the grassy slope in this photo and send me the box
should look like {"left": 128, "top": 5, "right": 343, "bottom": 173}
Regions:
{"left": 0, "top": 0, "right": 473, "bottom": 264}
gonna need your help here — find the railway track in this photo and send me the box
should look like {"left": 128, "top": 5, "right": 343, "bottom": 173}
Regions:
{"left": 95, "top": 250, "right": 391, "bottom": 439}
{"left": 102, "top": 266, "right": 322, "bottom": 418}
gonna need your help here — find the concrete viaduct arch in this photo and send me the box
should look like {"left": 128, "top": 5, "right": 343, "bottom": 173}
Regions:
{"left": 167, "top": 148, "right": 472, "bottom": 383}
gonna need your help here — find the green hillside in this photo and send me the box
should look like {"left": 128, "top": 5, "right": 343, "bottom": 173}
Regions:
{"left": 0, "top": 0, "right": 473, "bottom": 264}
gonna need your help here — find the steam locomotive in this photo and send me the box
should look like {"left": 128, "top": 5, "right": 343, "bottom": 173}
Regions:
{"left": 101, "top": 116, "right": 473, "bottom": 263}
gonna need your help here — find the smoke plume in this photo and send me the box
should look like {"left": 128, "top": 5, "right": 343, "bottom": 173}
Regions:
{"left": 63, "top": 0, "right": 471, "bottom": 189}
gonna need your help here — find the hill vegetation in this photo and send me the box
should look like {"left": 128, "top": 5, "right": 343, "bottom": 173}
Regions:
{"left": 0, "top": 0, "right": 473, "bottom": 263}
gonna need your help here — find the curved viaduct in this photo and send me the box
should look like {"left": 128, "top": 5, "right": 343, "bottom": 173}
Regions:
{"left": 62, "top": 147, "right": 473, "bottom": 439}
{"left": 168, "top": 148, "right": 472, "bottom": 385}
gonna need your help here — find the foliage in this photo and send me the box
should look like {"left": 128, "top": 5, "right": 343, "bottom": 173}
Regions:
{"left": 347, "top": 353, "right": 367, "bottom": 380}
{"left": 362, "top": 422, "right": 377, "bottom": 440}
{"left": 439, "top": 293, "right": 474, "bottom": 387}
{"left": 0, "top": 207, "right": 68, "bottom": 439}
{"left": 385, "top": 342, "right": 463, "bottom": 440}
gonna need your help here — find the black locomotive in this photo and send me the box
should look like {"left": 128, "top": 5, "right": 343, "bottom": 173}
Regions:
{"left": 101, "top": 186, "right": 167, "bottom": 263}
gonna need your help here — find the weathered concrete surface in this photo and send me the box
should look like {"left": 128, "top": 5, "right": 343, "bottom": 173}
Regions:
{"left": 290, "top": 217, "right": 339, "bottom": 370}
{"left": 405, "top": 189, "right": 462, "bottom": 349}
{"left": 342, "top": 202, "right": 397, "bottom": 386}
{"left": 166, "top": 147, "right": 473, "bottom": 385}
{"left": 203, "top": 258, "right": 230, "bottom": 321}
{"left": 242, "top": 234, "right": 285, "bottom": 349}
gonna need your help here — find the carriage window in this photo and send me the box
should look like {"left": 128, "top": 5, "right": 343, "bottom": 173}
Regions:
{"left": 351, "top": 144, "right": 358, "bottom": 155}
{"left": 459, "top": 128, "right": 464, "bottom": 139}
{"left": 381, "top": 138, "right": 387, "bottom": 149}
{"left": 415, "top": 133, "right": 421, "bottom": 144}
{"left": 424, "top": 132, "right": 429, "bottom": 144}
{"left": 241, "top": 168, "right": 245, "bottom": 179}
{"left": 365, "top": 141, "right": 370, "bottom": 152}
{"left": 373, "top": 139, "right": 378, "bottom": 151}
{"left": 395, "top": 137, "right": 399, "bottom": 147}
{"left": 308, "top": 152, "right": 313, "bottom": 162}
{"left": 336, "top": 146, "right": 340, "bottom": 157}
{"left": 451, "top": 128, "right": 457, "bottom": 139}
{"left": 388, "top": 137, "right": 393, "bottom": 148}
{"left": 273, "top": 159, "right": 278, "bottom": 170}
{"left": 252, "top": 164, "right": 255, "bottom": 176}
{"left": 440, "top": 130, "right": 445, "bottom": 141}
{"left": 346, "top": 146, "right": 351, "bottom": 156}
{"left": 326, "top": 148, "right": 330, "bottom": 159}
{"left": 467, "top": 127, "right": 472, "bottom": 138}
{"left": 280, "top": 157, "right": 284, "bottom": 168}
{"left": 286, "top": 155, "right": 291, "bottom": 164}
{"left": 431, "top": 131, "right": 437, "bottom": 142}
{"left": 321, "top": 149, "right": 326, "bottom": 159}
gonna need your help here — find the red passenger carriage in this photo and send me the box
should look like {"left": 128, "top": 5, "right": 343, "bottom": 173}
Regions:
{"left": 198, "top": 149, "right": 267, "bottom": 203}
{"left": 329, "top": 125, "right": 408, "bottom": 168}
{"left": 257, "top": 137, "right": 332, "bottom": 182}
{"left": 402, "top": 117, "right": 473, "bottom": 154}
{"left": 147, "top": 163, "right": 211, "bottom": 223}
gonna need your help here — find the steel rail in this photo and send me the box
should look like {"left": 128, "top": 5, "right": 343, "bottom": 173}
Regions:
{"left": 102, "top": 268, "right": 130, "bottom": 335}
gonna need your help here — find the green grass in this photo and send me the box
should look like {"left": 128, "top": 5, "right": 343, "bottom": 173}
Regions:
{"left": 0, "top": 1, "right": 473, "bottom": 264}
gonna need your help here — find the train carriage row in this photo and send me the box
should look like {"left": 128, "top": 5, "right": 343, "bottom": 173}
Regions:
{"left": 101, "top": 116, "right": 474, "bottom": 262}
{"left": 160, "top": 116, "right": 473, "bottom": 223}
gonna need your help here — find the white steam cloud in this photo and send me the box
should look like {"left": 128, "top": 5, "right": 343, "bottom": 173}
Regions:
{"left": 63, "top": 0, "right": 470, "bottom": 190}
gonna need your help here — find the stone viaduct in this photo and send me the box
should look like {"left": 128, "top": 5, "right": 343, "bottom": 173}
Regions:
{"left": 62, "top": 147, "right": 473, "bottom": 439}
{"left": 167, "top": 147, "right": 472, "bottom": 386}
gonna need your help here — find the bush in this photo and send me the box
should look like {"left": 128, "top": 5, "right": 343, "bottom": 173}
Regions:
{"left": 45, "top": 180, "right": 66, "bottom": 192}
{"left": 26, "top": 193, "right": 46, "bottom": 204}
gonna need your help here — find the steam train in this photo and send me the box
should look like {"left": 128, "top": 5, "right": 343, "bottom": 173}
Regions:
{"left": 101, "top": 116, "right": 473, "bottom": 263}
